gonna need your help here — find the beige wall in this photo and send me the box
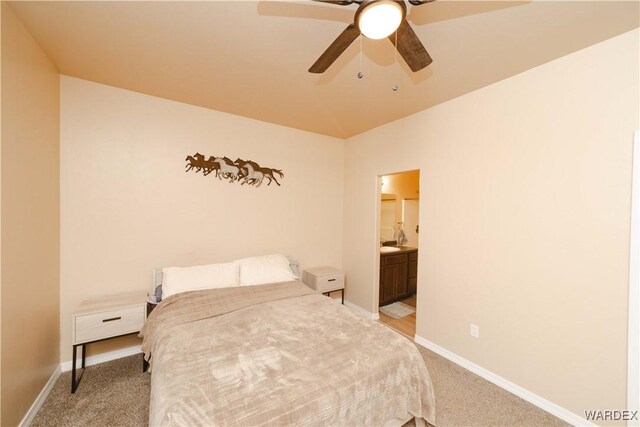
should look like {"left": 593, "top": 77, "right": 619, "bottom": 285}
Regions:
{"left": 343, "top": 28, "right": 639, "bottom": 421}
{"left": 1, "top": 3, "right": 60, "bottom": 426}
{"left": 60, "top": 76, "right": 344, "bottom": 361}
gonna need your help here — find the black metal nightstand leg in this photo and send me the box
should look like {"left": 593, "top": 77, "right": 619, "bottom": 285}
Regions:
{"left": 71, "top": 345, "right": 76, "bottom": 393}
{"left": 341, "top": 289, "right": 344, "bottom": 305}
{"left": 81, "top": 343, "right": 86, "bottom": 368}
{"left": 71, "top": 344, "right": 85, "bottom": 394}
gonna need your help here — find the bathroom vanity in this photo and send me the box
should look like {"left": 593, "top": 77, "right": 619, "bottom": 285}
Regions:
{"left": 379, "top": 247, "right": 418, "bottom": 306}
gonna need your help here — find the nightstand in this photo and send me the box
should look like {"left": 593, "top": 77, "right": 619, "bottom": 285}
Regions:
{"left": 71, "top": 291, "right": 146, "bottom": 393}
{"left": 302, "top": 266, "right": 345, "bottom": 304}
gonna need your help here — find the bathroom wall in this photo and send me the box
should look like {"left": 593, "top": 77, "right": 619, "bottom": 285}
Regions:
{"left": 381, "top": 170, "right": 419, "bottom": 201}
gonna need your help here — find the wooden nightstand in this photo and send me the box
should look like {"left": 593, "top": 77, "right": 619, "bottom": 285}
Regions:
{"left": 302, "top": 266, "right": 345, "bottom": 304}
{"left": 71, "top": 291, "right": 146, "bottom": 393}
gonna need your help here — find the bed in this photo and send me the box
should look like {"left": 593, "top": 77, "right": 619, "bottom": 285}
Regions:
{"left": 140, "top": 258, "right": 436, "bottom": 427}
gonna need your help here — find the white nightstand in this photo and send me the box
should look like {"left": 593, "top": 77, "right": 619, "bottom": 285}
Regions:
{"left": 71, "top": 291, "right": 146, "bottom": 393}
{"left": 302, "top": 266, "right": 345, "bottom": 304}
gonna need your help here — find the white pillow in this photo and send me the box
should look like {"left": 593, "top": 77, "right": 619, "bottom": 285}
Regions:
{"left": 238, "top": 254, "right": 296, "bottom": 286}
{"left": 162, "top": 261, "right": 239, "bottom": 299}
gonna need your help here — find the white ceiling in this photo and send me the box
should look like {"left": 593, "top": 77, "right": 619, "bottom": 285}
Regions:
{"left": 9, "top": 0, "right": 639, "bottom": 138}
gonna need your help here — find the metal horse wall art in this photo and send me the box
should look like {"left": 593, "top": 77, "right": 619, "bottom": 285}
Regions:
{"left": 185, "top": 153, "right": 284, "bottom": 187}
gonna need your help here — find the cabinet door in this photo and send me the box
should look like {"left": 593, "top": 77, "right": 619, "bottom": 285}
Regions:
{"left": 379, "top": 267, "right": 386, "bottom": 305}
{"left": 394, "top": 263, "right": 409, "bottom": 298}
{"left": 408, "top": 257, "right": 418, "bottom": 278}
{"left": 408, "top": 254, "right": 418, "bottom": 295}
{"left": 381, "top": 266, "right": 397, "bottom": 305}
{"left": 408, "top": 277, "right": 417, "bottom": 296}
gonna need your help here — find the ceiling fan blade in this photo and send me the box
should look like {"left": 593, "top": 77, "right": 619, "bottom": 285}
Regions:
{"left": 309, "top": 24, "right": 361, "bottom": 73}
{"left": 310, "top": 0, "right": 358, "bottom": 5}
{"left": 407, "top": 0, "right": 436, "bottom": 5}
{"left": 388, "top": 20, "right": 433, "bottom": 72}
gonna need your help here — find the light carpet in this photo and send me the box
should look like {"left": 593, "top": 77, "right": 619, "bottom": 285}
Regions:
{"left": 380, "top": 301, "right": 416, "bottom": 319}
{"left": 32, "top": 346, "right": 567, "bottom": 426}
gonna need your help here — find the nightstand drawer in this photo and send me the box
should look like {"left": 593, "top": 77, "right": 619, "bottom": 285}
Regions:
{"left": 303, "top": 266, "right": 345, "bottom": 293}
{"left": 312, "top": 274, "right": 344, "bottom": 293}
{"left": 74, "top": 305, "right": 145, "bottom": 344}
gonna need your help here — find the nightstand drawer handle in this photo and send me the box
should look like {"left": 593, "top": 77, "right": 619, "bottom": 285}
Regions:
{"left": 102, "top": 316, "right": 121, "bottom": 323}
{"left": 328, "top": 279, "right": 336, "bottom": 282}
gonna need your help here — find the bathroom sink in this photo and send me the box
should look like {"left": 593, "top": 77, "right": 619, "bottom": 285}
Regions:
{"left": 380, "top": 246, "right": 401, "bottom": 253}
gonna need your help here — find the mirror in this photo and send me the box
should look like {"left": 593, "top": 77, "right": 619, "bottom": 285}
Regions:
{"left": 380, "top": 198, "right": 396, "bottom": 241}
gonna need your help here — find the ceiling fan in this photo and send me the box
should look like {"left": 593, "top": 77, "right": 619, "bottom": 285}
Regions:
{"left": 309, "top": 0, "right": 434, "bottom": 74}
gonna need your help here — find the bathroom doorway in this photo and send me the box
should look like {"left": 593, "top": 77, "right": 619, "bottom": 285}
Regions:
{"left": 377, "top": 170, "right": 419, "bottom": 339}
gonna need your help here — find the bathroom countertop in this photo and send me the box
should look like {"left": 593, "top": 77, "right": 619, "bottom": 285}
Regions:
{"left": 380, "top": 246, "right": 418, "bottom": 255}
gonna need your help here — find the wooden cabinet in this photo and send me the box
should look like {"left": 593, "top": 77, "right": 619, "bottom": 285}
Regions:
{"left": 379, "top": 249, "right": 417, "bottom": 306}
{"left": 408, "top": 251, "right": 418, "bottom": 296}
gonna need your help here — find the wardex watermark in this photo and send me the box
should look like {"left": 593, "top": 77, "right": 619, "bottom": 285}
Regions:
{"left": 584, "top": 410, "right": 638, "bottom": 421}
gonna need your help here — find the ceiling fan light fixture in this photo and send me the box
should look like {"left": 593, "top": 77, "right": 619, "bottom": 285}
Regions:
{"left": 356, "top": 0, "right": 405, "bottom": 40}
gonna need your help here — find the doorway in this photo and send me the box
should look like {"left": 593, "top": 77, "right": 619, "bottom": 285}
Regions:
{"left": 377, "top": 170, "right": 420, "bottom": 339}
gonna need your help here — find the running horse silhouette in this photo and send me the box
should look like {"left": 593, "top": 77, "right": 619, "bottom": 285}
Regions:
{"left": 185, "top": 152, "right": 206, "bottom": 172}
{"left": 186, "top": 153, "right": 221, "bottom": 177}
{"left": 240, "top": 162, "right": 264, "bottom": 187}
{"left": 186, "top": 153, "right": 284, "bottom": 187}
{"left": 202, "top": 156, "right": 220, "bottom": 176}
{"left": 234, "top": 158, "right": 284, "bottom": 186}
{"left": 213, "top": 157, "right": 240, "bottom": 183}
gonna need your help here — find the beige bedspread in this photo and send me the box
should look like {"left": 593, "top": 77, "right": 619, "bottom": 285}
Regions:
{"left": 140, "top": 281, "right": 436, "bottom": 426}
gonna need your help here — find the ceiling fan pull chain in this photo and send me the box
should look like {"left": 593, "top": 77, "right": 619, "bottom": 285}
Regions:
{"left": 392, "top": 30, "right": 399, "bottom": 92}
{"left": 357, "top": 35, "right": 364, "bottom": 79}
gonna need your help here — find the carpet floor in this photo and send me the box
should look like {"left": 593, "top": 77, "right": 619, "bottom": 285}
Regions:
{"left": 32, "top": 344, "right": 567, "bottom": 426}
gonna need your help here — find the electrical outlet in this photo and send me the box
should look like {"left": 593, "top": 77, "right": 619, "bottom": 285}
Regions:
{"left": 470, "top": 324, "right": 480, "bottom": 338}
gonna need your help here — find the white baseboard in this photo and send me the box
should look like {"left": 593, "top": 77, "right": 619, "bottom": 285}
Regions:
{"left": 413, "top": 335, "right": 593, "bottom": 427}
{"left": 19, "top": 364, "right": 61, "bottom": 427}
{"left": 344, "top": 300, "right": 379, "bottom": 320}
{"left": 60, "top": 345, "right": 142, "bottom": 372}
